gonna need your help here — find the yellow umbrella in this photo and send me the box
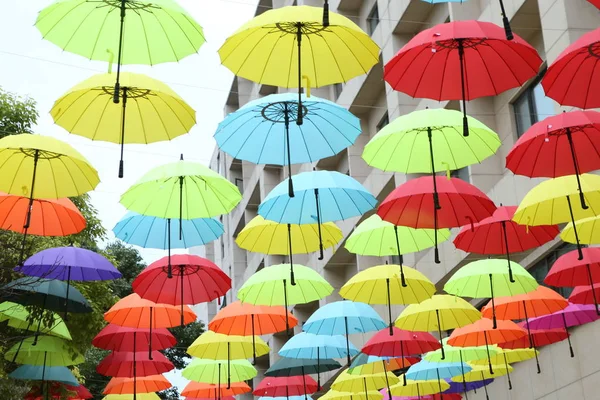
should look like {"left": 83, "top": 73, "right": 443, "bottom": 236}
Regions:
{"left": 187, "top": 331, "right": 268, "bottom": 388}
{"left": 457, "top": 363, "right": 513, "bottom": 382}
{"left": 321, "top": 390, "right": 383, "bottom": 400}
{"left": 235, "top": 215, "right": 342, "bottom": 285}
{"left": 513, "top": 174, "right": 600, "bottom": 260}
{"left": 0, "top": 134, "right": 99, "bottom": 261}
{"left": 561, "top": 214, "right": 600, "bottom": 244}
{"left": 51, "top": 72, "right": 196, "bottom": 178}
{"left": 390, "top": 377, "right": 450, "bottom": 397}
{"left": 340, "top": 264, "right": 435, "bottom": 335}
{"left": 332, "top": 370, "right": 399, "bottom": 400}
{"left": 219, "top": 5, "right": 379, "bottom": 125}
{"left": 395, "top": 295, "right": 481, "bottom": 360}
{"left": 470, "top": 348, "right": 537, "bottom": 390}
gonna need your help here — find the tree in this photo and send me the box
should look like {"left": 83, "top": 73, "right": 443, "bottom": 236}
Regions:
{"left": 158, "top": 387, "right": 181, "bottom": 400}
{"left": 0, "top": 88, "right": 38, "bottom": 137}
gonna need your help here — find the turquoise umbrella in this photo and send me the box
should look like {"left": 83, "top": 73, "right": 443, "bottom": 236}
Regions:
{"left": 279, "top": 332, "right": 359, "bottom": 359}
{"left": 10, "top": 363, "right": 79, "bottom": 400}
{"left": 406, "top": 360, "right": 471, "bottom": 398}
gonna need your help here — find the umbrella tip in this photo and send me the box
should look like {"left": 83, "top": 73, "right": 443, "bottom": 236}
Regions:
{"left": 180, "top": 154, "right": 184, "bottom": 160}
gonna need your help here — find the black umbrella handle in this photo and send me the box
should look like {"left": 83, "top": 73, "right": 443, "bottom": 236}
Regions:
{"left": 288, "top": 224, "right": 296, "bottom": 286}
{"left": 284, "top": 106, "right": 295, "bottom": 198}
{"left": 562, "top": 313, "right": 575, "bottom": 358}
{"left": 504, "top": 353, "right": 512, "bottom": 390}
{"left": 393, "top": 226, "right": 407, "bottom": 286}
{"left": 457, "top": 40, "right": 469, "bottom": 137}
{"left": 498, "top": 0, "right": 514, "bottom": 40}
{"left": 296, "top": 24, "right": 303, "bottom": 126}
{"left": 565, "top": 128, "right": 588, "bottom": 209}
{"left": 322, "top": 0, "right": 329, "bottom": 26}
{"left": 501, "top": 221, "right": 515, "bottom": 283}
{"left": 118, "top": 88, "right": 127, "bottom": 178}
{"left": 386, "top": 278, "right": 394, "bottom": 336}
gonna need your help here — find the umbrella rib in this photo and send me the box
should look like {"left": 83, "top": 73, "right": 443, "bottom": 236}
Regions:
{"left": 436, "top": 45, "right": 452, "bottom": 101}
{"left": 469, "top": 45, "right": 499, "bottom": 96}
{"left": 56, "top": 3, "right": 100, "bottom": 56}
{"left": 258, "top": 30, "right": 288, "bottom": 86}
{"left": 145, "top": 95, "right": 175, "bottom": 143}
{"left": 313, "top": 32, "right": 344, "bottom": 85}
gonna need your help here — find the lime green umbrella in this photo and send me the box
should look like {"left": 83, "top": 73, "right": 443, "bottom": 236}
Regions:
{"left": 5, "top": 336, "right": 84, "bottom": 366}
{"left": 36, "top": 0, "right": 205, "bottom": 104}
{"left": 237, "top": 264, "right": 333, "bottom": 334}
{"left": 120, "top": 156, "right": 241, "bottom": 240}
{"left": 345, "top": 214, "right": 451, "bottom": 267}
{"left": 362, "top": 108, "right": 500, "bottom": 208}
{"left": 182, "top": 358, "right": 257, "bottom": 384}
{"left": 444, "top": 259, "right": 538, "bottom": 329}
{"left": 0, "top": 302, "right": 71, "bottom": 340}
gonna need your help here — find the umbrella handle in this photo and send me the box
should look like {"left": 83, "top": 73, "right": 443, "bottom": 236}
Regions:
{"left": 252, "top": 314, "right": 257, "bottom": 365}
{"left": 500, "top": 221, "right": 515, "bottom": 283}
{"left": 345, "top": 316, "right": 351, "bottom": 365}
{"left": 322, "top": 0, "right": 329, "bottom": 26}
{"left": 283, "top": 279, "right": 290, "bottom": 337}
{"left": 563, "top": 312, "right": 575, "bottom": 358}
{"left": 566, "top": 195, "right": 584, "bottom": 260}
{"left": 393, "top": 226, "right": 407, "bottom": 286}
{"left": 456, "top": 40, "right": 469, "bottom": 137}
{"left": 227, "top": 342, "right": 231, "bottom": 389}
{"left": 167, "top": 219, "right": 173, "bottom": 278}
{"left": 484, "top": 331, "right": 494, "bottom": 375}
{"left": 498, "top": 0, "right": 514, "bottom": 40}
{"left": 113, "top": 0, "right": 126, "bottom": 104}
{"left": 386, "top": 278, "right": 394, "bottom": 336}
{"left": 149, "top": 307, "right": 153, "bottom": 360}
{"left": 489, "top": 274, "right": 497, "bottom": 329}
{"left": 565, "top": 128, "right": 588, "bottom": 209}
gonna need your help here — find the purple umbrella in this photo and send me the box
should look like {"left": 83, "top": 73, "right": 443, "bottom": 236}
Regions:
{"left": 524, "top": 303, "right": 600, "bottom": 358}
{"left": 445, "top": 378, "right": 493, "bottom": 394}
{"left": 15, "top": 247, "right": 121, "bottom": 320}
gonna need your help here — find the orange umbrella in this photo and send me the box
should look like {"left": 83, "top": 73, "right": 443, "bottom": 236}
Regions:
{"left": 104, "top": 293, "right": 196, "bottom": 358}
{"left": 209, "top": 301, "right": 297, "bottom": 363}
{"left": 103, "top": 375, "right": 172, "bottom": 395}
{"left": 181, "top": 381, "right": 251, "bottom": 400}
{"left": 448, "top": 318, "right": 526, "bottom": 376}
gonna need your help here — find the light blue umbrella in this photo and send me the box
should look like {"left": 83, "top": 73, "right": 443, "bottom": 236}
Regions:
{"left": 279, "top": 332, "right": 359, "bottom": 359}
{"left": 214, "top": 93, "right": 361, "bottom": 197}
{"left": 10, "top": 364, "right": 79, "bottom": 386}
{"left": 303, "top": 301, "right": 386, "bottom": 365}
{"left": 259, "top": 170, "right": 377, "bottom": 259}
{"left": 405, "top": 360, "right": 471, "bottom": 394}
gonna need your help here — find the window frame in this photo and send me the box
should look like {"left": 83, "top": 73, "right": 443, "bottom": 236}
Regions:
{"left": 367, "top": 2, "right": 380, "bottom": 36}
{"left": 376, "top": 111, "right": 389, "bottom": 132}
{"left": 512, "top": 68, "right": 552, "bottom": 138}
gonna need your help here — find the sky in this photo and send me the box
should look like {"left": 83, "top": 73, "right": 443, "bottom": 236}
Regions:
{"left": 0, "top": 0, "right": 259, "bottom": 392}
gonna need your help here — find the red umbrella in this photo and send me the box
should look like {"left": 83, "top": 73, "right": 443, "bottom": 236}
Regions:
{"left": 133, "top": 254, "right": 231, "bottom": 325}
{"left": 253, "top": 376, "right": 318, "bottom": 397}
{"left": 92, "top": 324, "right": 176, "bottom": 352}
{"left": 25, "top": 384, "right": 92, "bottom": 400}
{"left": 97, "top": 350, "right": 174, "bottom": 377}
{"left": 362, "top": 327, "right": 441, "bottom": 357}
{"left": 542, "top": 28, "right": 600, "bottom": 109}
{"left": 378, "top": 176, "right": 496, "bottom": 263}
{"left": 507, "top": 111, "right": 600, "bottom": 210}
{"left": 384, "top": 20, "right": 541, "bottom": 136}
{"left": 546, "top": 247, "right": 600, "bottom": 313}
{"left": 501, "top": 325, "right": 569, "bottom": 349}
{"left": 589, "top": 0, "right": 600, "bottom": 9}
{"left": 454, "top": 206, "right": 558, "bottom": 281}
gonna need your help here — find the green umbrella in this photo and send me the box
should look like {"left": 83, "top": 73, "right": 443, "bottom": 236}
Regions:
{"left": 345, "top": 215, "right": 451, "bottom": 265}
{"left": 5, "top": 336, "right": 84, "bottom": 367}
{"left": 120, "top": 155, "right": 241, "bottom": 243}
{"left": 362, "top": 108, "right": 500, "bottom": 209}
{"left": 237, "top": 264, "right": 333, "bottom": 334}
{"left": 182, "top": 358, "right": 256, "bottom": 384}
{"left": 0, "top": 301, "right": 71, "bottom": 340}
{"left": 444, "top": 259, "right": 538, "bottom": 328}
{"left": 36, "top": 0, "right": 205, "bottom": 104}
{"left": 1, "top": 278, "right": 92, "bottom": 314}
{"left": 266, "top": 357, "right": 341, "bottom": 390}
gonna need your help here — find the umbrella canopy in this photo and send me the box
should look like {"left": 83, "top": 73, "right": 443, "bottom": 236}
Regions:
{"left": 424, "top": 339, "right": 498, "bottom": 364}
{"left": 526, "top": 303, "right": 600, "bottom": 331}
{"left": 345, "top": 215, "right": 451, "bottom": 260}
{"left": 5, "top": 336, "right": 84, "bottom": 366}
{"left": 456, "top": 364, "right": 512, "bottom": 382}
{"left": 0, "top": 194, "right": 85, "bottom": 237}
{"left": 542, "top": 28, "right": 600, "bottom": 108}
{"left": 51, "top": 72, "right": 196, "bottom": 177}
{"left": 265, "top": 357, "right": 341, "bottom": 377}
{"left": 390, "top": 379, "right": 450, "bottom": 398}
{"left": 448, "top": 319, "right": 526, "bottom": 355}
{"left": 182, "top": 382, "right": 250, "bottom": 398}
{"left": 279, "top": 332, "right": 358, "bottom": 359}
{"left": 120, "top": 158, "right": 242, "bottom": 223}
{"left": 209, "top": 301, "right": 297, "bottom": 336}
{"left": 570, "top": 283, "right": 600, "bottom": 306}
{"left": 2, "top": 277, "right": 92, "bottom": 314}
{"left": 92, "top": 324, "right": 176, "bottom": 352}
{"left": 97, "top": 351, "right": 174, "bottom": 377}
{"left": 363, "top": 327, "right": 441, "bottom": 358}
{"left": 562, "top": 214, "right": 600, "bottom": 244}
{"left": 513, "top": 174, "right": 600, "bottom": 259}
{"left": 25, "top": 383, "right": 92, "bottom": 400}
{"left": 444, "top": 259, "right": 538, "bottom": 328}
{"left": 506, "top": 111, "right": 600, "bottom": 209}
{"left": 182, "top": 358, "right": 257, "bottom": 384}
{"left": 481, "top": 286, "right": 568, "bottom": 321}
{"left": 454, "top": 206, "right": 559, "bottom": 280}
{"left": 340, "top": 264, "right": 435, "bottom": 333}
{"left": 405, "top": 360, "right": 470, "bottom": 381}
{"left": 332, "top": 370, "right": 399, "bottom": 393}
{"left": 103, "top": 375, "right": 171, "bottom": 395}
{"left": 303, "top": 301, "right": 387, "bottom": 364}
{"left": 218, "top": 6, "right": 378, "bottom": 89}
{"left": 0, "top": 301, "right": 71, "bottom": 340}
{"left": 10, "top": 365, "right": 79, "bottom": 386}
{"left": 349, "top": 354, "right": 420, "bottom": 375}
{"left": 378, "top": 175, "right": 496, "bottom": 263}
{"left": 322, "top": 391, "right": 383, "bottom": 400}
{"left": 254, "top": 376, "right": 318, "bottom": 397}
{"left": 471, "top": 347, "right": 536, "bottom": 388}
{"left": 113, "top": 212, "right": 224, "bottom": 249}
{"left": 395, "top": 295, "right": 480, "bottom": 359}
{"left": 503, "top": 324, "right": 570, "bottom": 350}
{"left": 187, "top": 330, "right": 269, "bottom": 359}
{"left": 103, "top": 395, "right": 160, "bottom": 400}
{"left": 260, "top": 397, "right": 312, "bottom": 400}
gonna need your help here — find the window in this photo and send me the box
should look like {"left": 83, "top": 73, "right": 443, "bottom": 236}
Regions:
{"left": 513, "top": 70, "right": 555, "bottom": 137}
{"left": 216, "top": 152, "right": 221, "bottom": 174}
{"left": 234, "top": 177, "right": 243, "bottom": 192}
{"left": 450, "top": 167, "right": 469, "bottom": 182}
{"left": 390, "top": 255, "right": 401, "bottom": 265}
{"left": 333, "top": 83, "right": 343, "bottom": 100}
{"left": 220, "top": 239, "right": 225, "bottom": 259}
{"left": 377, "top": 112, "right": 389, "bottom": 132}
{"left": 367, "top": 2, "right": 379, "bottom": 35}
{"left": 528, "top": 243, "right": 578, "bottom": 298}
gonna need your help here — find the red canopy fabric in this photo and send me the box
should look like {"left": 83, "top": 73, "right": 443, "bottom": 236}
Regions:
{"left": 500, "top": 326, "right": 569, "bottom": 349}
{"left": 96, "top": 351, "right": 174, "bottom": 377}
{"left": 546, "top": 247, "right": 600, "bottom": 287}
{"left": 362, "top": 327, "right": 441, "bottom": 357}
{"left": 25, "top": 384, "right": 92, "bottom": 400}
{"left": 253, "top": 376, "right": 318, "bottom": 397}
{"left": 92, "top": 324, "right": 176, "bottom": 352}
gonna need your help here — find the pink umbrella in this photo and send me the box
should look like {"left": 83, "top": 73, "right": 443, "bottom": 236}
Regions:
{"left": 524, "top": 303, "right": 600, "bottom": 358}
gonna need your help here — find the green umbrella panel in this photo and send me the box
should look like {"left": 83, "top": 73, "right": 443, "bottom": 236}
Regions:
{"left": 0, "top": 301, "right": 71, "bottom": 340}
{"left": 5, "top": 336, "right": 84, "bottom": 367}
{"left": 182, "top": 358, "right": 256, "bottom": 384}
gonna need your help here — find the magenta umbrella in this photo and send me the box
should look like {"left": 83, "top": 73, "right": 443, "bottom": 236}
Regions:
{"left": 524, "top": 303, "right": 600, "bottom": 358}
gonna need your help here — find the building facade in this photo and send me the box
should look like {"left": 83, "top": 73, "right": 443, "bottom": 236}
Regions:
{"left": 200, "top": 1, "right": 600, "bottom": 399}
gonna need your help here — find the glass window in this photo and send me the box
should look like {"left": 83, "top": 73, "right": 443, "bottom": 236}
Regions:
{"left": 367, "top": 2, "right": 379, "bottom": 35}
{"left": 377, "top": 112, "right": 389, "bottom": 131}
{"left": 513, "top": 70, "right": 555, "bottom": 137}
{"left": 450, "top": 167, "right": 469, "bottom": 182}
{"left": 216, "top": 152, "right": 221, "bottom": 174}
{"left": 333, "top": 83, "right": 343, "bottom": 100}
{"left": 235, "top": 178, "right": 243, "bottom": 192}
{"left": 528, "top": 243, "right": 578, "bottom": 298}
{"left": 390, "top": 255, "right": 401, "bottom": 265}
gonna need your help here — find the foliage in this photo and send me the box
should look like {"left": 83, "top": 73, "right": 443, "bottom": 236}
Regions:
{"left": 158, "top": 387, "right": 181, "bottom": 400}
{"left": 0, "top": 87, "right": 38, "bottom": 137}
{"left": 105, "top": 241, "right": 145, "bottom": 298}
{"left": 166, "top": 321, "right": 205, "bottom": 370}
{"left": 77, "top": 347, "right": 109, "bottom": 400}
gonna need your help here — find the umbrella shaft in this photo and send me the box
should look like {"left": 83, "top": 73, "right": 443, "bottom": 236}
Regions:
{"left": 566, "top": 195, "right": 584, "bottom": 260}
{"left": 288, "top": 224, "right": 295, "bottom": 285}
{"left": 118, "top": 88, "right": 127, "bottom": 178}
{"left": 489, "top": 274, "right": 497, "bottom": 328}
{"left": 386, "top": 278, "right": 393, "bottom": 335}
{"left": 296, "top": 24, "right": 303, "bottom": 126}
{"left": 284, "top": 106, "right": 295, "bottom": 197}
{"left": 484, "top": 330, "right": 493, "bottom": 374}
{"left": 252, "top": 313, "right": 256, "bottom": 364}
{"left": 149, "top": 307, "right": 153, "bottom": 359}
{"left": 133, "top": 332, "right": 137, "bottom": 400}
{"left": 566, "top": 128, "right": 588, "bottom": 209}
{"left": 501, "top": 221, "right": 515, "bottom": 282}
{"left": 64, "top": 266, "right": 71, "bottom": 320}
{"left": 457, "top": 40, "right": 469, "bottom": 137}
{"left": 283, "top": 279, "right": 290, "bottom": 336}
{"left": 436, "top": 309, "right": 445, "bottom": 359}
{"left": 393, "top": 225, "right": 404, "bottom": 265}
{"left": 42, "top": 352, "right": 47, "bottom": 400}
{"left": 113, "top": 0, "right": 126, "bottom": 103}
{"left": 586, "top": 264, "right": 600, "bottom": 314}
{"left": 167, "top": 218, "right": 172, "bottom": 278}
{"left": 24, "top": 149, "right": 39, "bottom": 229}
{"left": 427, "top": 127, "right": 440, "bottom": 209}
{"left": 563, "top": 313, "right": 575, "bottom": 357}
{"left": 315, "top": 189, "right": 324, "bottom": 260}
{"left": 179, "top": 177, "right": 184, "bottom": 240}
{"left": 504, "top": 352, "right": 512, "bottom": 390}
{"left": 181, "top": 266, "right": 185, "bottom": 325}
{"left": 345, "top": 316, "right": 351, "bottom": 365}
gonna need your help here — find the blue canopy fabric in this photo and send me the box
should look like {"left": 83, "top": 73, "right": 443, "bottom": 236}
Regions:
{"left": 10, "top": 364, "right": 79, "bottom": 386}
{"left": 303, "top": 301, "right": 387, "bottom": 335}
{"left": 258, "top": 170, "right": 377, "bottom": 224}
{"left": 444, "top": 378, "right": 493, "bottom": 394}
{"left": 279, "top": 332, "right": 359, "bottom": 359}
{"left": 113, "top": 211, "right": 224, "bottom": 249}
{"left": 214, "top": 93, "right": 361, "bottom": 165}
{"left": 405, "top": 360, "right": 471, "bottom": 381}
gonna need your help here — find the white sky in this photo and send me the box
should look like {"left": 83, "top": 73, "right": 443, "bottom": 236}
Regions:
{"left": 0, "top": 0, "right": 258, "bottom": 393}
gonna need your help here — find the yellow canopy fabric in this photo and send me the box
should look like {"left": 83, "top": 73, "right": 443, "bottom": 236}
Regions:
{"left": 218, "top": 6, "right": 379, "bottom": 88}
{"left": 331, "top": 370, "right": 399, "bottom": 392}
{"left": 0, "top": 134, "right": 99, "bottom": 198}
{"left": 513, "top": 174, "right": 600, "bottom": 225}
{"left": 51, "top": 72, "right": 196, "bottom": 144}
{"left": 187, "top": 331, "right": 269, "bottom": 359}
{"left": 456, "top": 363, "right": 513, "bottom": 382}
{"left": 235, "top": 215, "right": 342, "bottom": 254}
{"left": 470, "top": 348, "right": 538, "bottom": 366}
{"left": 561, "top": 215, "right": 600, "bottom": 244}
{"left": 390, "top": 378, "right": 450, "bottom": 397}
{"left": 395, "top": 295, "right": 481, "bottom": 332}
{"left": 321, "top": 390, "right": 383, "bottom": 400}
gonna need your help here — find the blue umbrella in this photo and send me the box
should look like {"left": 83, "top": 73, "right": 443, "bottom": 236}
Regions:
{"left": 259, "top": 170, "right": 377, "bottom": 261}
{"left": 279, "top": 332, "right": 359, "bottom": 359}
{"left": 215, "top": 93, "right": 361, "bottom": 197}
{"left": 113, "top": 211, "right": 224, "bottom": 277}
{"left": 303, "top": 301, "right": 386, "bottom": 365}
{"left": 10, "top": 364, "right": 79, "bottom": 394}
